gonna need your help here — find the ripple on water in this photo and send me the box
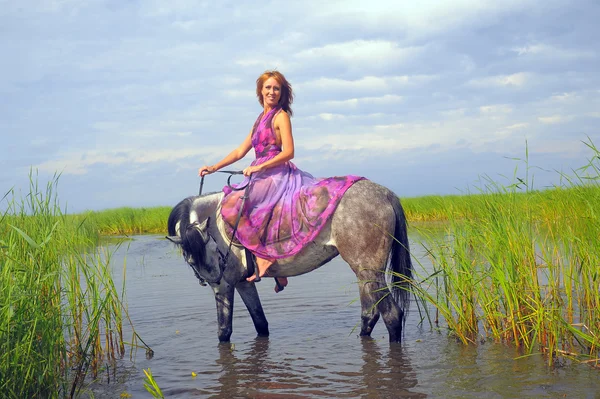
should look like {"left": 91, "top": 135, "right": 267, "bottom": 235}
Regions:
{"left": 86, "top": 235, "right": 600, "bottom": 399}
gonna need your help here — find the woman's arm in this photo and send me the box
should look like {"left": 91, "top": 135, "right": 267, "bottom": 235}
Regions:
{"left": 243, "top": 112, "right": 294, "bottom": 176}
{"left": 199, "top": 130, "right": 253, "bottom": 176}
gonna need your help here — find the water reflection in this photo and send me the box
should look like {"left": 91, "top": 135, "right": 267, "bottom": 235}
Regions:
{"left": 89, "top": 235, "right": 600, "bottom": 398}
{"left": 191, "top": 337, "right": 428, "bottom": 398}
{"left": 357, "top": 339, "right": 426, "bottom": 398}
{"left": 210, "top": 338, "right": 311, "bottom": 398}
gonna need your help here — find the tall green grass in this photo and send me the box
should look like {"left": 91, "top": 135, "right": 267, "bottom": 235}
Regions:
{"left": 0, "top": 172, "right": 146, "bottom": 398}
{"left": 73, "top": 206, "right": 171, "bottom": 237}
{"left": 406, "top": 139, "right": 600, "bottom": 366}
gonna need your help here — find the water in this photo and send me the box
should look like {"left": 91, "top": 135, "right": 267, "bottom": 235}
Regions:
{"left": 89, "top": 235, "right": 600, "bottom": 398}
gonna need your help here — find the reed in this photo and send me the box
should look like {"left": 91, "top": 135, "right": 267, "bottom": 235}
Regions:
{"left": 143, "top": 368, "right": 165, "bottom": 399}
{"left": 405, "top": 139, "right": 600, "bottom": 366}
{"left": 73, "top": 206, "right": 171, "bottom": 236}
{"left": 0, "top": 171, "right": 146, "bottom": 398}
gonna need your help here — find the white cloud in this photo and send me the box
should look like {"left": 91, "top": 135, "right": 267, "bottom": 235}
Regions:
{"left": 479, "top": 105, "right": 513, "bottom": 114}
{"left": 440, "top": 108, "right": 468, "bottom": 118}
{"left": 318, "top": 113, "right": 345, "bottom": 121}
{"left": 320, "top": 95, "right": 404, "bottom": 108}
{"left": 141, "top": 0, "right": 211, "bottom": 17}
{"left": 299, "top": 112, "right": 536, "bottom": 156}
{"left": 307, "top": 0, "right": 541, "bottom": 39}
{"left": 295, "top": 40, "right": 424, "bottom": 65}
{"left": 224, "top": 89, "right": 256, "bottom": 100}
{"left": 299, "top": 75, "right": 436, "bottom": 94}
{"left": 512, "top": 43, "right": 596, "bottom": 59}
{"left": 468, "top": 72, "right": 532, "bottom": 88}
{"left": 537, "top": 115, "right": 569, "bottom": 124}
{"left": 532, "top": 140, "right": 586, "bottom": 157}
{"left": 549, "top": 92, "right": 580, "bottom": 102}
{"left": 35, "top": 144, "right": 234, "bottom": 176}
{"left": 2, "top": 0, "right": 597, "bottom": 212}
{"left": 17, "top": 0, "right": 92, "bottom": 14}
{"left": 235, "top": 57, "right": 290, "bottom": 71}
{"left": 505, "top": 123, "right": 529, "bottom": 130}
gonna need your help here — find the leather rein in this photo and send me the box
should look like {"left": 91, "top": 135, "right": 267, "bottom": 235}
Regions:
{"left": 194, "top": 171, "right": 253, "bottom": 286}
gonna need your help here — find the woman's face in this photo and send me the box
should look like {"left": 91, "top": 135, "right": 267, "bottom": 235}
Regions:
{"left": 262, "top": 77, "right": 281, "bottom": 108}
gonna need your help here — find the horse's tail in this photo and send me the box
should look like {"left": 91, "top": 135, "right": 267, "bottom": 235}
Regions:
{"left": 388, "top": 192, "right": 412, "bottom": 319}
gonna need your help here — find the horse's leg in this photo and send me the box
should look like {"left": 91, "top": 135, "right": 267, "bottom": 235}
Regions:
{"left": 235, "top": 280, "right": 269, "bottom": 337}
{"left": 374, "top": 279, "right": 404, "bottom": 343}
{"left": 358, "top": 278, "right": 380, "bottom": 337}
{"left": 355, "top": 270, "right": 403, "bottom": 342}
{"left": 334, "top": 185, "right": 404, "bottom": 343}
{"left": 212, "top": 281, "right": 235, "bottom": 342}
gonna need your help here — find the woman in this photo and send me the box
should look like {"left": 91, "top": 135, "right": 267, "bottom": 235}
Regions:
{"left": 199, "top": 70, "right": 362, "bottom": 292}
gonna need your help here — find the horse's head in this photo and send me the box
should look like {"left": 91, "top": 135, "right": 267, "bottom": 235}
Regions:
{"left": 167, "top": 197, "right": 223, "bottom": 284}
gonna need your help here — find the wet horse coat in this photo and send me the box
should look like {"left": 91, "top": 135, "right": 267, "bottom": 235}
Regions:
{"left": 167, "top": 179, "right": 412, "bottom": 343}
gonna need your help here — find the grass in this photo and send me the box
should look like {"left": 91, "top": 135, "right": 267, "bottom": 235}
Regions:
{"left": 5, "top": 138, "right": 599, "bottom": 397}
{"left": 402, "top": 138, "right": 600, "bottom": 367}
{"left": 0, "top": 171, "right": 148, "bottom": 398}
{"left": 75, "top": 206, "right": 171, "bottom": 236}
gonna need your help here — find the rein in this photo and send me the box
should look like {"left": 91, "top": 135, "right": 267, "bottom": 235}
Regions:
{"left": 198, "top": 170, "right": 253, "bottom": 285}
{"left": 199, "top": 170, "right": 250, "bottom": 196}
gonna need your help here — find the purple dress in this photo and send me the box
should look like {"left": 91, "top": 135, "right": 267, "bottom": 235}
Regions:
{"left": 220, "top": 107, "right": 364, "bottom": 260}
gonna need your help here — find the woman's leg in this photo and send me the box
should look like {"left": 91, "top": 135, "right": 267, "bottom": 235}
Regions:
{"left": 246, "top": 257, "right": 274, "bottom": 282}
{"left": 274, "top": 277, "right": 288, "bottom": 293}
{"left": 246, "top": 257, "right": 289, "bottom": 292}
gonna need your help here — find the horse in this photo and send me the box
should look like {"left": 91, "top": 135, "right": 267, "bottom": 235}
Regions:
{"left": 166, "top": 179, "right": 412, "bottom": 343}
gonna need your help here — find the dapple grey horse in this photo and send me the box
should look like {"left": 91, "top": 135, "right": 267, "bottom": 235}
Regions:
{"left": 166, "top": 179, "right": 412, "bottom": 343}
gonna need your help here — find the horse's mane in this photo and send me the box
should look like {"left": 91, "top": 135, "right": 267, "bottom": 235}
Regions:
{"left": 167, "top": 195, "right": 214, "bottom": 272}
{"left": 167, "top": 192, "right": 223, "bottom": 236}
{"left": 167, "top": 196, "right": 195, "bottom": 237}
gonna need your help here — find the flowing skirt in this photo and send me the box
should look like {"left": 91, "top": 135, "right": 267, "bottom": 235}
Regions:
{"left": 220, "top": 156, "right": 363, "bottom": 259}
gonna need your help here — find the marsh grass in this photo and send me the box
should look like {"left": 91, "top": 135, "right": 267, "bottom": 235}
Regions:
{"left": 404, "top": 139, "right": 600, "bottom": 366}
{"left": 0, "top": 172, "right": 147, "bottom": 398}
{"left": 75, "top": 206, "right": 171, "bottom": 236}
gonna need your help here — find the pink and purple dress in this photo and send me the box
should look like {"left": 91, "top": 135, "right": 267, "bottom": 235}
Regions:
{"left": 220, "top": 107, "right": 364, "bottom": 260}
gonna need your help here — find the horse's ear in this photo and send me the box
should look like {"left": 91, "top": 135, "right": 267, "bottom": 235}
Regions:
{"left": 165, "top": 236, "right": 182, "bottom": 245}
{"left": 198, "top": 218, "right": 209, "bottom": 231}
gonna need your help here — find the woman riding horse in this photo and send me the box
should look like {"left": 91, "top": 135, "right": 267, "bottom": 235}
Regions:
{"left": 173, "top": 70, "right": 411, "bottom": 342}
{"left": 198, "top": 70, "right": 364, "bottom": 292}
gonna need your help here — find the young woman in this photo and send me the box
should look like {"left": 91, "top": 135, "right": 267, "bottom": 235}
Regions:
{"left": 199, "top": 71, "right": 362, "bottom": 292}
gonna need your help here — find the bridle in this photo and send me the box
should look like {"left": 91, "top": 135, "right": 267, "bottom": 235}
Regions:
{"left": 192, "top": 171, "right": 252, "bottom": 286}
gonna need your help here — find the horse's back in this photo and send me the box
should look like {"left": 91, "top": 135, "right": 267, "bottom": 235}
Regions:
{"left": 331, "top": 180, "right": 398, "bottom": 267}
{"left": 270, "top": 180, "right": 398, "bottom": 276}
{"left": 332, "top": 179, "right": 397, "bottom": 232}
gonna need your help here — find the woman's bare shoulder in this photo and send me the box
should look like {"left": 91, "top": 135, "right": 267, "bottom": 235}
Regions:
{"left": 274, "top": 109, "right": 291, "bottom": 124}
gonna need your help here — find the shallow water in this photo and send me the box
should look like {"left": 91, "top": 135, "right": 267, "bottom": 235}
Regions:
{"left": 88, "top": 235, "right": 600, "bottom": 398}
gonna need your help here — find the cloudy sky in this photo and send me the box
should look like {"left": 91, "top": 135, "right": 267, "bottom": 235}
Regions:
{"left": 1, "top": 0, "right": 599, "bottom": 212}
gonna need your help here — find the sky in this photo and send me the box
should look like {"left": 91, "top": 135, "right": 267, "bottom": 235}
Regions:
{"left": 1, "top": 0, "right": 599, "bottom": 213}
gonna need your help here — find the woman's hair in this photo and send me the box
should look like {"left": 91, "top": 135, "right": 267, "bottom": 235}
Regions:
{"left": 256, "top": 70, "right": 294, "bottom": 116}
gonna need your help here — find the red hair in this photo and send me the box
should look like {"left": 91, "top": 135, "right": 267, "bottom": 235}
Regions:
{"left": 256, "top": 70, "right": 294, "bottom": 116}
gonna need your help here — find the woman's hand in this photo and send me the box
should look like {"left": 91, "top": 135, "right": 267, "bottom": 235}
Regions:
{"left": 199, "top": 165, "right": 216, "bottom": 177}
{"left": 243, "top": 165, "right": 263, "bottom": 177}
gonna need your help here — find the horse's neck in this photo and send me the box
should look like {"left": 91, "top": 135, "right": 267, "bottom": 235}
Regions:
{"left": 206, "top": 194, "right": 245, "bottom": 251}
{"left": 196, "top": 192, "right": 229, "bottom": 242}
{"left": 191, "top": 192, "right": 223, "bottom": 223}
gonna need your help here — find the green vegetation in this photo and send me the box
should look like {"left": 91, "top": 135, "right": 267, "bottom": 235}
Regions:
{"left": 403, "top": 139, "right": 600, "bottom": 367}
{"left": 4, "top": 137, "right": 599, "bottom": 397}
{"left": 143, "top": 368, "right": 165, "bottom": 399}
{"left": 75, "top": 206, "right": 171, "bottom": 236}
{"left": 0, "top": 172, "right": 147, "bottom": 398}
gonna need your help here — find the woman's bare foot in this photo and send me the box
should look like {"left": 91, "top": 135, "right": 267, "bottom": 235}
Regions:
{"left": 274, "top": 277, "right": 288, "bottom": 293}
{"left": 246, "top": 257, "right": 274, "bottom": 282}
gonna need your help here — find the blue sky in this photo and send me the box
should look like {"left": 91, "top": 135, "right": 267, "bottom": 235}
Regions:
{"left": 1, "top": 0, "right": 599, "bottom": 212}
